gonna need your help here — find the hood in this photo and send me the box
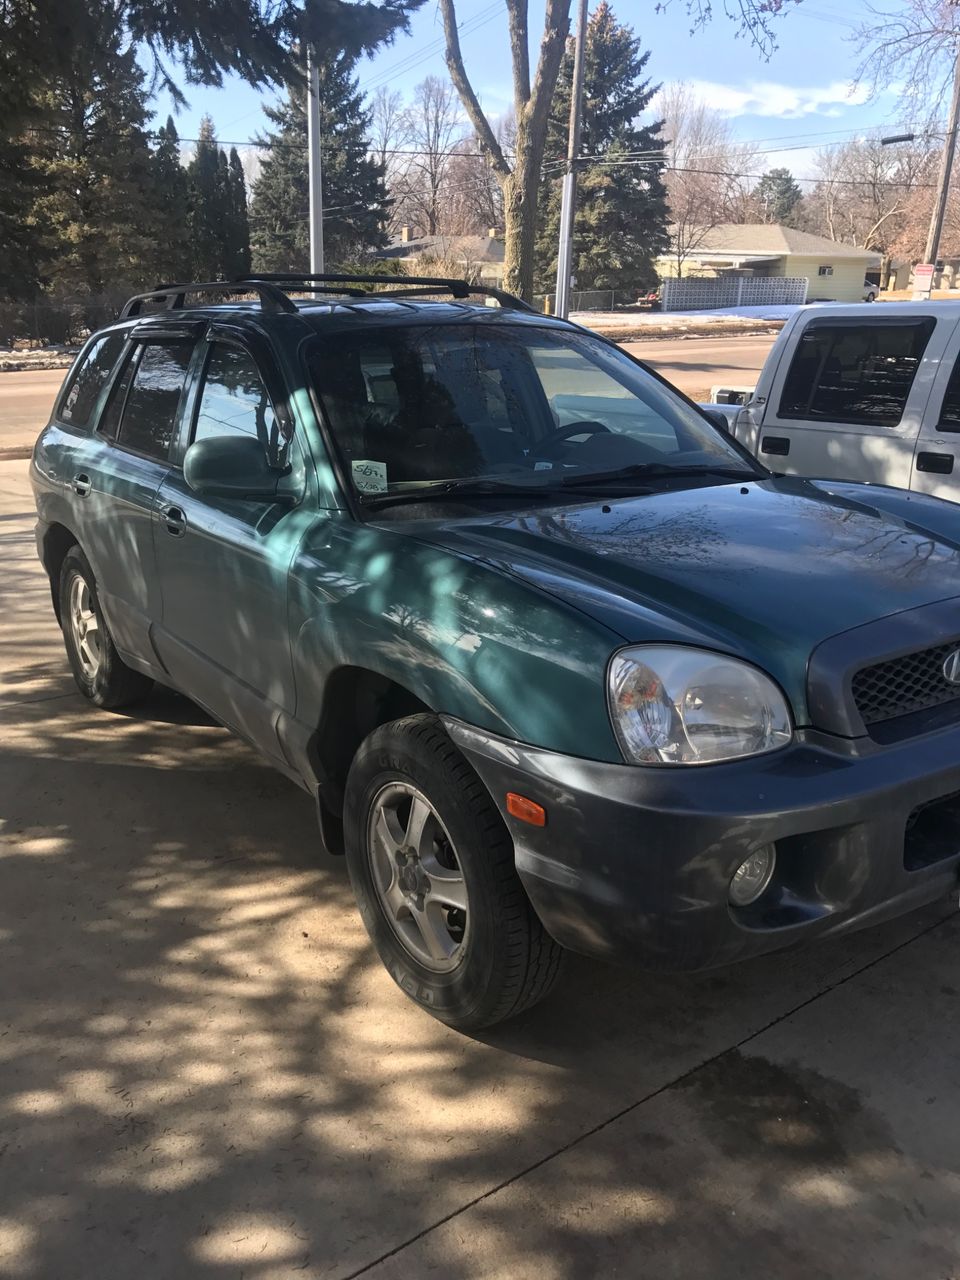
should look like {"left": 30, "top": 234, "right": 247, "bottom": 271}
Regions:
{"left": 417, "top": 476, "right": 960, "bottom": 721}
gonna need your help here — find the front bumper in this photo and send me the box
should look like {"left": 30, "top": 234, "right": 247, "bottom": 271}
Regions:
{"left": 443, "top": 717, "right": 960, "bottom": 970}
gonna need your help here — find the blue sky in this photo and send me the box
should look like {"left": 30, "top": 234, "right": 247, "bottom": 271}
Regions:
{"left": 150, "top": 0, "right": 906, "bottom": 182}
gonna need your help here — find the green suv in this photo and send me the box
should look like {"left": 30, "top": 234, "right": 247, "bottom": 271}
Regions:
{"left": 31, "top": 273, "right": 960, "bottom": 1029}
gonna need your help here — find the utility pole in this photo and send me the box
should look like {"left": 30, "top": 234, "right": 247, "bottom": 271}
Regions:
{"left": 306, "top": 47, "right": 324, "bottom": 273}
{"left": 554, "top": 0, "right": 589, "bottom": 319}
{"left": 925, "top": 48, "right": 960, "bottom": 268}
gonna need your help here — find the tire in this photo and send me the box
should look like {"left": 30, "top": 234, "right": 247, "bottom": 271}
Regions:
{"left": 866, "top": 292, "right": 876, "bottom": 302}
{"left": 59, "top": 545, "right": 153, "bottom": 709}
{"left": 344, "top": 714, "right": 563, "bottom": 1030}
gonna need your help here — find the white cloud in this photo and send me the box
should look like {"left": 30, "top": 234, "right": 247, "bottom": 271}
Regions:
{"left": 679, "top": 79, "right": 871, "bottom": 120}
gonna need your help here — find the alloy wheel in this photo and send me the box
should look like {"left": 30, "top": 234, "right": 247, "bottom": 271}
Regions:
{"left": 367, "top": 781, "right": 469, "bottom": 972}
{"left": 69, "top": 574, "right": 102, "bottom": 679}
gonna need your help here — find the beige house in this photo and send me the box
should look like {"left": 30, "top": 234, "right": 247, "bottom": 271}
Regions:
{"left": 660, "top": 224, "right": 881, "bottom": 304}
{"left": 374, "top": 227, "right": 506, "bottom": 287}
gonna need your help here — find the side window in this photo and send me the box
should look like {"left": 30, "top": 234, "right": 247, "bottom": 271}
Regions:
{"left": 97, "top": 347, "right": 139, "bottom": 441}
{"left": 59, "top": 334, "right": 125, "bottom": 428}
{"left": 193, "top": 344, "right": 276, "bottom": 445}
{"left": 938, "top": 358, "right": 960, "bottom": 432}
{"left": 117, "top": 341, "right": 195, "bottom": 461}
{"left": 779, "top": 319, "right": 936, "bottom": 428}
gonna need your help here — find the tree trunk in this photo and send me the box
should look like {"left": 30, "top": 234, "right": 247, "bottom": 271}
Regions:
{"left": 501, "top": 145, "right": 539, "bottom": 300}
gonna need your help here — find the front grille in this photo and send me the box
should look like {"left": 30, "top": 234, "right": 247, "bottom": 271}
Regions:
{"left": 852, "top": 642, "right": 960, "bottom": 726}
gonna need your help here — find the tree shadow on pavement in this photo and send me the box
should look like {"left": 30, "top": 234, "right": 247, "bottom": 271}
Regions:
{"left": 2, "top": 680, "right": 960, "bottom": 1280}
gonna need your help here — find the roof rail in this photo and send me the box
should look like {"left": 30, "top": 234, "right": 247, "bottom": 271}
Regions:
{"left": 236, "top": 272, "right": 535, "bottom": 313}
{"left": 120, "top": 279, "right": 298, "bottom": 319}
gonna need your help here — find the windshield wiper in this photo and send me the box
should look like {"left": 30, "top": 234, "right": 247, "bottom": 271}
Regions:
{"left": 559, "top": 463, "right": 759, "bottom": 488}
{"left": 359, "top": 477, "right": 577, "bottom": 509}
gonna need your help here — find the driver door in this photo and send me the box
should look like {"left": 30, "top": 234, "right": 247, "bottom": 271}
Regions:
{"left": 152, "top": 332, "right": 308, "bottom": 761}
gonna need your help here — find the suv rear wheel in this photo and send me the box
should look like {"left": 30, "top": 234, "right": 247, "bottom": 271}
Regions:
{"left": 344, "top": 714, "right": 563, "bottom": 1030}
{"left": 59, "top": 546, "right": 153, "bottom": 708}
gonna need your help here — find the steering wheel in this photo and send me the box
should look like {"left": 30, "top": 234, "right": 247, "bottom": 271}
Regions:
{"left": 540, "top": 419, "right": 611, "bottom": 458}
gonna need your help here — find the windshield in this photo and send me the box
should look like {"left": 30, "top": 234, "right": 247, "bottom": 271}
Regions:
{"left": 307, "top": 323, "right": 757, "bottom": 501}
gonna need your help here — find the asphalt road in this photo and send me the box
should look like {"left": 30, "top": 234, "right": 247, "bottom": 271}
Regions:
{"left": 2, "top": 455, "right": 960, "bottom": 1279}
{"left": 624, "top": 334, "right": 776, "bottom": 400}
{"left": 0, "top": 335, "right": 778, "bottom": 457}
{"left": 0, "top": 368, "right": 64, "bottom": 455}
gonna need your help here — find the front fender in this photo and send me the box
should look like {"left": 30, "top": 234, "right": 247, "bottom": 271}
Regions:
{"left": 286, "top": 516, "right": 624, "bottom": 765}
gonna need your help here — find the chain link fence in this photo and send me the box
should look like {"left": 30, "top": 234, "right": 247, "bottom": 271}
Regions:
{"left": 0, "top": 293, "right": 133, "bottom": 349}
{"left": 535, "top": 289, "right": 643, "bottom": 314}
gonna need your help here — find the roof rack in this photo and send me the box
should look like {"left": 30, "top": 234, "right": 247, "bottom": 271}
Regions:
{"left": 120, "top": 279, "right": 298, "bottom": 319}
{"left": 237, "top": 272, "right": 535, "bottom": 313}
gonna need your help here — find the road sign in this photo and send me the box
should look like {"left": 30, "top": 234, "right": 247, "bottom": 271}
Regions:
{"left": 913, "top": 262, "right": 935, "bottom": 299}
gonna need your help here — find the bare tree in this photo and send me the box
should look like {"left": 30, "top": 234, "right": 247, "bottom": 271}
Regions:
{"left": 438, "top": 0, "right": 572, "bottom": 298}
{"left": 396, "top": 76, "right": 468, "bottom": 235}
{"left": 801, "top": 134, "right": 937, "bottom": 254}
{"left": 370, "top": 86, "right": 410, "bottom": 176}
{"left": 658, "top": 0, "right": 804, "bottom": 59}
{"left": 443, "top": 137, "right": 505, "bottom": 235}
{"left": 657, "top": 83, "right": 759, "bottom": 276}
{"left": 854, "top": 0, "right": 960, "bottom": 121}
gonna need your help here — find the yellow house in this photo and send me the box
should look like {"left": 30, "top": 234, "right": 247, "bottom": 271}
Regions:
{"left": 659, "top": 224, "right": 881, "bottom": 304}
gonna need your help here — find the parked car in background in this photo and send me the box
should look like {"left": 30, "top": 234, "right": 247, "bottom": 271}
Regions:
{"left": 732, "top": 301, "right": 960, "bottom": 502}
{"left": 31, "top": 278, "right": 960, "bottom": 1031}
{"left": 863, "top": 279, "right": 879, "bottom": 302}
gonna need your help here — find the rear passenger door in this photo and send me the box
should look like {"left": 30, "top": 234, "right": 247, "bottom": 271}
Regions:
{"left": 756, "top": 315, "right": 944, "bottom": 488}
{"left": 82, "top": 332, "right": 198, "bottom": 665}
{"left": 909, "top": 331, "right": 960, "bottom": 501}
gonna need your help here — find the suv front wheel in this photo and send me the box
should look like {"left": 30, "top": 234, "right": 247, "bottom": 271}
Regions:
{"left": 344, "top": 714, "right": 563, "bottom": 1030}
{"left": 59, "top": 546, "right": 153, "bottom": 708}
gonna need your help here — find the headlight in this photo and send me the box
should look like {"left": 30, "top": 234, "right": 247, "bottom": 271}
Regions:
{"left": 608, "top": 646, "right": 792, "bottom": 766}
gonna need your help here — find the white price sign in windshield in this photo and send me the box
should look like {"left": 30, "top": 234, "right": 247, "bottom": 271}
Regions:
{"left": 351, "top": 459, "right": 388, "bottom": 493}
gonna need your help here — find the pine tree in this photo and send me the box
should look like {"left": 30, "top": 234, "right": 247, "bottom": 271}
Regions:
{"left": 535, "top": 2, "right": 670, "bottom": 297}
{"left": 29, "top": 10, "right": 161, "bottom": 296}
{"left": 151, "top": 116, "right": 191, "bottom": 282}
{"left": 250, "top": 52, "right": 388, "bottom": 272}
{"left": 226, "top": 148, "right": 252, "bottom": 277}
{"left": 0, "top": 130, "right": 43, "bottom": 299}
{"left": 754, "top": 168, "right": 803, "bottom": 226}
{"left": 187, "top": 116, "right": 225, "bottom": 279}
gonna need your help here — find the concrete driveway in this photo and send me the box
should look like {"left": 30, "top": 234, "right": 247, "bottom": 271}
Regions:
{"left": 2, "top": 456, "right": 959, "bottom": 1280}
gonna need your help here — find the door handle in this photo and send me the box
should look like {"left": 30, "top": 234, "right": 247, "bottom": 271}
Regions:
{"left": 916, "top": 452, "right": 954, "bottom": 475}
{"left": 73, "top": 472, "right": 91, "bottom": 497}
{"left": 761, "top": 436, "right": 790, "bottom": 456}
{"left": 159, "top": 504, "right": 187, "bottom": 537}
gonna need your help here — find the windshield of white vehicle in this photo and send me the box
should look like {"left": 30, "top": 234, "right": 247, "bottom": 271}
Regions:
{"left": 308, "top": 323, "right": 757, "bottom": 499}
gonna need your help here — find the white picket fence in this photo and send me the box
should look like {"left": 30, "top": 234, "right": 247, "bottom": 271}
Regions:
{"left": 661, "top": 276, "right": 808, "bottom": 312}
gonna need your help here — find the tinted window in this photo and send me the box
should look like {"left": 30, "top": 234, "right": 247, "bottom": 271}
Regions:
{"left": 309, "top": 325, "right": 753, "bottom": 495}
{"left": 779, "top": 320, "right": 935, "bottom": 427}
{"left": 117, "top": 341, "right": 194, "bottom": 460}
{"left": 938, "top": 357, "right": 960, "bottom": 432}
{"left": 193, "top": 345, "right": 275, "bottom": 445}
{"left": 59, "top": 334, "right": 125, "bottom": 428}
{"left": 97, "top": 348, "right": 138, "bottom": 441}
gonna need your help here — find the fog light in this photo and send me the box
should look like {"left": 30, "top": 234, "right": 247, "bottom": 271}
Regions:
{"left": 729, "top": 845, "right": 776, "bottom": 906}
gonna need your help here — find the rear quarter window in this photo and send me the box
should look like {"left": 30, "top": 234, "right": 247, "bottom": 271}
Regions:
{"left": 57, "top": 333, "right": 126, "bottom": 428}
{"left": 779, "top": 318, "right": 936, "bottom": 428}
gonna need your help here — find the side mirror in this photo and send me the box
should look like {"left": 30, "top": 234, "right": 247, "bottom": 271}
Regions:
{"left": 184, "top": 436, "right": 296, "bottom": 504}
{"left": 703, "top": 408, "right": 732, "bottom": 434}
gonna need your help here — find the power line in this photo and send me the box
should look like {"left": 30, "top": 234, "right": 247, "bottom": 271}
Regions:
{"left": 361, "top": 0, "right": 504, "bottom": 93}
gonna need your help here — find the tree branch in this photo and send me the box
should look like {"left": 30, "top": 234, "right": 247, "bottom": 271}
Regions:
{"left": 507, "top": 0, "right": 531, "bottom": 107}
{"left": 526, "top": 0, "right": 571, "bottom": 141}
{"left": 438, "top": 0, "right": 510, "bottom": 177}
